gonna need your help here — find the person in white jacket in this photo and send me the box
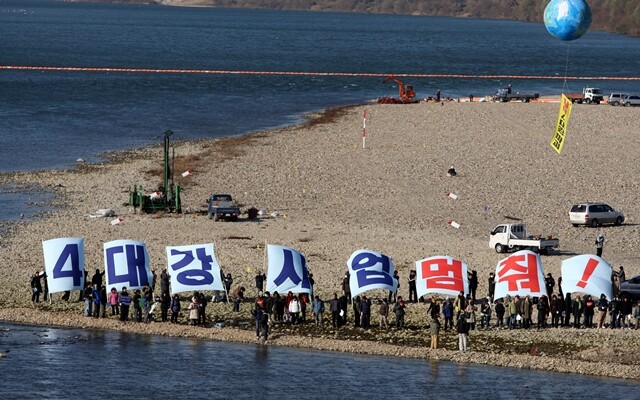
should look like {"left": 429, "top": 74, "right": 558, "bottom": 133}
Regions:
{"left": 288, "top": 296, "right": 301, "bottom": 324}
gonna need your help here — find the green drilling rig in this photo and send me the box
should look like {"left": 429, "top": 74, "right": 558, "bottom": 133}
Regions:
{"left": 129, "top": 130, "right": 182, "bottom": 213}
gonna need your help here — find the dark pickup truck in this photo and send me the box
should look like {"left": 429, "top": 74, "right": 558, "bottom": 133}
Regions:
{"left": 207, "top": 194, "right": 240, "bottom": 221}
{"left": 494, "top": 88, "right": 539, "bottom": 103}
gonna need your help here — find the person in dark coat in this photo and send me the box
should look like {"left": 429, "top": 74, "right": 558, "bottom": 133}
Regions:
{"left": 30, "top": 271, "right": 42, "bottom": 303}
{"left": 564, "top": 292, "right": 573, "bottom": 327}
{"left": 255, "top": 271, "right": 266, "bottom": 295}
{"left": 545, "top": 273, "right": 555, "bottom": 299}
{"left": 352, "top": 296, "right": 362, "bottom": 327}
{"left": 160, "top": 269, "right": 170, "bottom": 297}
{"left": 91, "top": 269, "right": 105, "bottom": 289}
{"left": 170, "top": 294, "right": 181, "bottom": 323}
{"left": 457, "top": 315, "right": 470, "bottom": 352}
{"left": 468, "top": 271, "right": 478, "bottom": 302}
{"left": 488, "top": 272, "right": 496, "bottom": 301}
{"left": 394, "top": 296, "right": 406, "bottom": 329}
{"left": 361, "top": 295, "right": 372, "bottom": 328}
{"left": 339, "top": 295, "right": 349, "bottom": 326}
{"left": 341, "top": 272, "right": 351, "bottom": 302}
{"left": 328, "top": 293, "right": 340, "bottom": 328}
{"left": 160, "top": 293, "right": 171, "bottom": 322}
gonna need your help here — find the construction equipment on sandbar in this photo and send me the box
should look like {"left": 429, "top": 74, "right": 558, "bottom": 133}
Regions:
{"left": 377, "top": 76, "right": 419, "bottom": 104}
{"left": 128, "top": 130, "right": 182, "bottom": 213}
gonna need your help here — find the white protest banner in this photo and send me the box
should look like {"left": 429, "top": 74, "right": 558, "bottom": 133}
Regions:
{"left": 265, "top": 244, "right": 311, "bottom": 294}
{"left": 561, "top": 254, "right": 612, "bottom": 299}
{"left": 104, "top": 240, "right": 152, "bottom": 291}
{"left": 415, "top": 256, "right": 468, "bottom": 298}
{"left": 43, "top": 237, "right": 85, "bottom": 293}
{"left": 494, "top": 250, "right": 546, "bottom": 299}
{"left": 166, "top": 243, "right": 224, "bottom": 295}
{"left": 347, "top": 249, "right": 397, "bottom": 298}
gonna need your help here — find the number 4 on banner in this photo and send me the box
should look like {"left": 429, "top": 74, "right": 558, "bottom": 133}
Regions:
{"left": 52, "top": 244, "right": 83, "bottom": 286}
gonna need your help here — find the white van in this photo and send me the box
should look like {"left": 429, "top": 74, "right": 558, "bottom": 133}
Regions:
{"left": 608, "top": 93, "right": 629, "bottom": 106}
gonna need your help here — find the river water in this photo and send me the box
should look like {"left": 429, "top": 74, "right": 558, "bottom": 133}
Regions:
{"left": 1, "top": 0, "right": 640, "bottom": 222}
{"left": 1, "top": 4, "right": 639, "bottom": 394}
{"left": 0, "top": 321, "right": 636, "bottom": 399}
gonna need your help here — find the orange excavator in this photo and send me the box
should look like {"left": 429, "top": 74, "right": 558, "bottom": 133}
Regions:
{"left": 377, "top": 76, "right": 419, "bottom": 104}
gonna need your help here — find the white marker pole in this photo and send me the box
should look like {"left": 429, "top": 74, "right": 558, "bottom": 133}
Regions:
{"left": 362, "top": 109, "right": 366, "bottom": 149}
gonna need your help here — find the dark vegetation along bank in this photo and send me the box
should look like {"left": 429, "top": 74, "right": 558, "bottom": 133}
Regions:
{"left": 94, "top": 0, "right": 640, "bottom": 36}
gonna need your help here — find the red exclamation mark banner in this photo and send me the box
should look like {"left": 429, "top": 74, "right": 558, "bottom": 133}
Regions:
{"left": 577, "top": 258, "right": 599, "bottom": 288}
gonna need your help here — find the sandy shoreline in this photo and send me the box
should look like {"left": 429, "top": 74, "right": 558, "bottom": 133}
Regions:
{"left": 1, "top": 100, "right": 640, "bottom": 380}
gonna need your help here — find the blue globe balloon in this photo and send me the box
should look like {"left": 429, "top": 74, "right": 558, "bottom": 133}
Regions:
{"left": 544, "top": 0, "right": 592, "bottom": 41}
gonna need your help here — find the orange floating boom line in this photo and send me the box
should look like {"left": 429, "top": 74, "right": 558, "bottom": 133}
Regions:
{"left": 1, "top": 65, "right": 640, "bottom": 80}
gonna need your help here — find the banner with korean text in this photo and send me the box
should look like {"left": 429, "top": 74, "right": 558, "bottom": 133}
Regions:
{"left": 166, "top": 243, "right": 224, "bottom": 295}
{"left": 494, "top": 250, "right": 546, "bottom": 299}
{"left": 43, "top": 237, "right": 85, "bottom": 293}
{"left": 550, "top": 94, "right": 573, "bottom": 154}
{"left": 104, "top": 240, "right": 153, "bottom": 292}
{"left": 347, "top": 249, "right": 397, "bottom": 298}
{"left": 266, "top": 244, "right": 311, "bottom": 294}
{"left": 415, "top": 256, "right": 468, "bottom": 298}
{"left": 561, "top": 255, "right": 612, "bottom": 299}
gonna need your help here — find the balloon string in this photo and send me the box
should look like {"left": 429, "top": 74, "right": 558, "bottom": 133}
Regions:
{"left": 562, "top": 43, "right": 570, "bottom": 93}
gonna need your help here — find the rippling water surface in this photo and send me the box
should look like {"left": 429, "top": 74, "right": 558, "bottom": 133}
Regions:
{"left": 0, "top": 322, "right": 637, "bottom": 399}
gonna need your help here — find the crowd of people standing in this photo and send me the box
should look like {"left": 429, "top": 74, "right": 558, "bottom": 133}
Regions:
{"left": 31, "top": 260, "right": 639, "bottom": 352}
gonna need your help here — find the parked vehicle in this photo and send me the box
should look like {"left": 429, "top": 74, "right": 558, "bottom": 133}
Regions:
{"left": 568, "top": 202, "right": 624, "bottom": 227}
{"left": 608, "top": 92, "right": 629, "bottom": 106}
{"left": 619, "top": 276, "right": 640, "bottom": 301}
{"left": 206, "top": 194, "right": 241, "bottom": 221}
{"left": 622, "top": 94, "right": 640, "bottom": 107}
{"left": 489, "top": 223, "right": 559, "bottom": 254}
{"left": 564, "top": 88, "right": 605, "bottom": 104}
{"left": 493, "top": 87, "right": 539, "bottom": 103}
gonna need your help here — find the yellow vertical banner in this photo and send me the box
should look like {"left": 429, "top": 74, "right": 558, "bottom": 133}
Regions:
{"left": 550, "top": 94, "right": 573, "bottom": 154}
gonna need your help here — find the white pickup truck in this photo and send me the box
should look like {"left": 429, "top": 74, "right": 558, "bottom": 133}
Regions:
{"left": 489, "top": 223, "right": 559, "bottom": 254}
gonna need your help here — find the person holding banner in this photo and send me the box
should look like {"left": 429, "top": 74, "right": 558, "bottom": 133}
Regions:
{"left": 379, "top": 299, "right": 389, "bottom": 329}
{"left": 289, "top": 295, "right": 301, "bottom": 324}
{"left": 596, "top": 294, "right": 609, "bottom": 329}
{"left": 341, "top": 272, "right": 351, "bottom": 302}
{"left": 160, "top": 269, "right": 170, "bottom": 298}
{"left": 30, "top": 271, "right": 42, "bottom": 303}
{"left": 188, "top": 296, "right": 199, "bottom": 326}
{"left": 92, "top": 285, "right": 101, "bottom": 318}
{"left": 388, "top": 270, "right": 400, "bottom": 304}
{"left": 564, "top": 293, "right": 573, "bottom": 327}
{"left": 621, "top": 296, "right": 633, "bottom": 329}
{"left": 170, "top": 294, "right": 181, "bottom": 323}
{"left": 408, "top": 270, "right": 417, "bottom": 303}
{"left": 100, "top": 286, "right": 108, "bottom": 318}
{"left": 132, "top": 290, "right": 142, "bottom": 322}
{"left": 108, "top": 287, "right": 120, "bottom": 316}
{"left": 91, "top": 269, "right": 105, "bottom": 290}
{"left": 83, "top": 283, "right": 93, "bottom": 317}
{"left": 119, "top": 287, "right": 131, "bottom": 322}
{"left": 583, "top": 295, "right": 595, "bottom": 328}
{"left": 361, "top": 295, "right": 372, "bottom": 328}
{"left": 442, "top": 298, "right": 454, "bottom": 331}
